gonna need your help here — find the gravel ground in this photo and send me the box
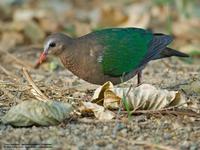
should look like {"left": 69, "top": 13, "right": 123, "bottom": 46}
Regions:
{"left": 0, "top": 47, "right": 200, "bottom": 150}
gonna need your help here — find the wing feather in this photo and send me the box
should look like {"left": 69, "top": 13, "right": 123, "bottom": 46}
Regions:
{"left": 94, "top": 28, "right": 153, "bottom": 76}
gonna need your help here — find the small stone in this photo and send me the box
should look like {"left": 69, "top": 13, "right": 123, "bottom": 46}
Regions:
{"left": 163, "top": 133, "right": 172, "bottom": 140}
{"left": 135, "top": 115, "right": 147, "bottom": 123}
{"left": 103, "top": 126, "right": 108, "bottom": 132}
{"left": 120, "top": 128, "right": 128, "bottom": 136}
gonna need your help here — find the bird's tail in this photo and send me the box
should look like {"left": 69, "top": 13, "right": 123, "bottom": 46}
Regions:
{"left": 153, "top": 47, "right": 189, "bottom": 60}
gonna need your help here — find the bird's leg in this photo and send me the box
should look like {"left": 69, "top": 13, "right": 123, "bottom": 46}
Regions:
{"left": 137, "top": 71, "right": 142, "bottom": 86}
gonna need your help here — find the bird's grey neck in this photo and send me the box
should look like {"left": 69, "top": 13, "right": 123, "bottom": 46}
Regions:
{"left": 58, "top": 45, "right": 80, "bottom": 75}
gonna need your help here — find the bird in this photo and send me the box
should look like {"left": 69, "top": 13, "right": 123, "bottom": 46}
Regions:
{"left": 35, "top": 27, "right": 189, "bottom": 85}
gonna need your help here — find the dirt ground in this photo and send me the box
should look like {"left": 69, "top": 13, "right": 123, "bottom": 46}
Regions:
{"left": 0, "top": 46, "right": 200, "bottom": 149}
{"left": 0, "top": 0, "right": 200, "bottom": 149}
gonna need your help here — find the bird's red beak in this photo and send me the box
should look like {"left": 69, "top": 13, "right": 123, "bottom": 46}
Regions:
{"left": 34, "top": 52, "right": 47, "bottom": 68}
{"left": 39, "top": 52, "right": 47, "bottom": 64}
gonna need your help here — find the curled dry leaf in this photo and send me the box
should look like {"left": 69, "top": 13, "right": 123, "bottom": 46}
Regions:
{"left": 114, "top": 84, "right": 186, "bottom": 110}
{"left": 92, "top": 82, "right": 186, "bottom": 111}
{"left": 104, "top": 90, "right": 121, "bottom": 109}
{"left": 91, "top": 81, "right": 120, "bottom": 109}
{"left": 92, "top": 81, "right": 113, "bottom": 104}
{"left": 2, "top": 100, "right": 72, "bottom": 126}
{"left": 82, "top": 102, "right": 115, "bottom": 120}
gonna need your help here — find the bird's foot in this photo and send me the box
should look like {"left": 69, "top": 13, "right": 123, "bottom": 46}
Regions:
{"left": 137, "top": 71, "right": 142, "bottom": 87}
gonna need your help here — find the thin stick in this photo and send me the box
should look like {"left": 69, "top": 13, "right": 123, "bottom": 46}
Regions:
{"left": 131, "top": 109, "right": 200, "bottom": 118}
{"left": 22, "top": 68, "right": 49, "bottom": 102}
{"left": 162, "top": 60, "right": 172, "bottom": 68}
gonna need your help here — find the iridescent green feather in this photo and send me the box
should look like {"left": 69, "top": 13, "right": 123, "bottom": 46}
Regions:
{"left": 94, "top": 28, "right": 153, "bottom": 76}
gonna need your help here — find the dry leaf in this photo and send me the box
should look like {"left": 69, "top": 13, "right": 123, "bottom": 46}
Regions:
{"left": 92, "top": 82, "right": 186, "bottom": 111}
{"left": 2, "top": 100, "right": 72, "bottom": 126}
{"left": 91, "top": 81, "right": 113, "bottom": 104}
{"left": 114, "top": 84, "right": 186, "bottom": 110}
{"left": 82, "top": 102, "right": 115, "bottom": 120}
{"left": 104, "top": 90, "right": 121, "bottom": 109}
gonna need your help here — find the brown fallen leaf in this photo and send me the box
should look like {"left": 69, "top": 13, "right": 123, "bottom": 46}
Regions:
{"left": 103, "top": 89, "right": 121, "bottom": 109}
{"left": 82, "top": 102, "right": 115, "bottom": 120}
{"left": 92, "top": 82, "right": 186, "bottom": 111}
{"left": 114, "top": 84, "right": 186, "bottom": 111}
{"left": 91, "top": 81, "right": 113, "bottom": 104}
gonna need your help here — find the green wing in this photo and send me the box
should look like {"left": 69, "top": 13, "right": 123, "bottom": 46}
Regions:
{"left": 94, "top": 28, "right": 153, "bottom": 76}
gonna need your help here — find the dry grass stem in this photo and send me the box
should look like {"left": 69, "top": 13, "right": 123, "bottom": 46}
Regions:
{"left": 22, "top": 68, "right": 49, "bottom": 102}
{"left": 131, "top": 109, "right": 200, "bottom": 118}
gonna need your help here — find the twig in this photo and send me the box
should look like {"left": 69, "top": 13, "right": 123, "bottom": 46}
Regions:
{"left": 118, "top": 136, "right": 176, "bottom": 150}
{"left": 162, "top": 60, "right": 172, "bottom": 69}
{"left": 22, "top": 68, "right": 49, "bottom": 102}
{"left": 131, "top": 109, "right": 200, "bottom": 118}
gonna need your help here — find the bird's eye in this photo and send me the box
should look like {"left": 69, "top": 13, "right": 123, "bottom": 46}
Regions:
{"left": 49, "top": 42, "right": 56, "bottom": 47}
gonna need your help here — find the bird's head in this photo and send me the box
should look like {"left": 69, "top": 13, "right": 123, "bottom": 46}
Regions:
{"left": 36, "top": 33, "right": 72, "bottom": 66}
